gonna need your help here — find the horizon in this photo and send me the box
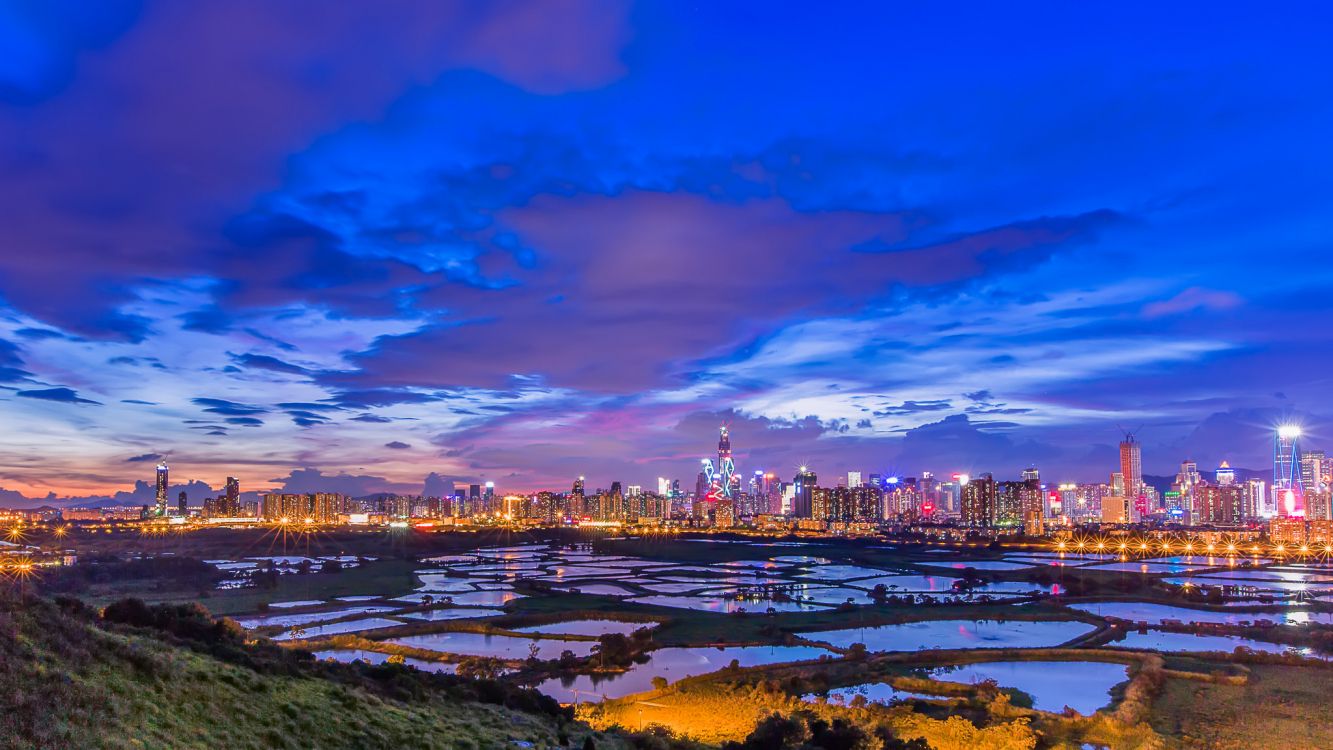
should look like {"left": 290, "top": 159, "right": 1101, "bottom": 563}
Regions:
{"left": 3, "top": 3, "right": 1333, "bottom": 501}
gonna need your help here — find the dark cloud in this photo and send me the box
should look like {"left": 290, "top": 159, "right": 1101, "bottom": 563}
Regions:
{"left": 230, "top": 352, "right": 313, "bottom": 376}
{"left": 0, "top": 0, "right": 142, "bottom": 104}
{"left": 16, "top": 387, "right": 100, "bottom": 405}
{"left": 329, "top": 389, "right": 441, "bottom": 409}
{"left": 125, "top": 453, "right": 163, "bottom": 463}
{"left": 349, "top": 413, "right": 392, "bottom": 423}
{"left": 268, "top": 467, "right": 414, "bottom": 497}
{"left": 224, "top": 416, "right": 264, "bottom": 427}
{"left": 192, "top": 397, "right": 266, "bottom": 416}
{"left": 13, "top": 328, "right": 66, "bottom": 340}
{"left": 384, "top": 441, "right": 411, "bottom": 450}
{"left": 874, "top": 400, "right": 953, "bottom": 417}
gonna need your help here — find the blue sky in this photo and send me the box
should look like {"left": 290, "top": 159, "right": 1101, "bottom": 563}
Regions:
{"left": 1, "top": 1, "right": 1331, "bottom": 503}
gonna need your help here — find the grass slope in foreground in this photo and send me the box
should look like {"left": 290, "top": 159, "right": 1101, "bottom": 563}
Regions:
{"left": 0, "top": 592, "right": 625, "bottom": 750}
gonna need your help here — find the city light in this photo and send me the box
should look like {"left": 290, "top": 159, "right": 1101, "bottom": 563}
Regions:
{"left": 1278, "top": 424, "right": 1302, "bottom": 440}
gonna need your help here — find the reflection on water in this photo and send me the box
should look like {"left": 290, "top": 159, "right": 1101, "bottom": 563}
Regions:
{"left": 927, "top": 660, "right": 1127, "bottom": 714}
{"left": 808, "top": 619, "right": 1096, "bottom": 652}
{"left": 537, "top": 645, "right": 834, "bottom": 703}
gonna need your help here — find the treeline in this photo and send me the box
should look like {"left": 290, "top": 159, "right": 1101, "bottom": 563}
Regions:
{"left": 39, "top": 555, "right": 223, "bottom": 594}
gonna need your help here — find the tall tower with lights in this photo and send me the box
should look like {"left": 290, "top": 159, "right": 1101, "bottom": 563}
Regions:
{"left": 1274, "top": 425, "right": 1303, "bottom": 517}
{"left": 716, "top": 426, "right": 736, "bottom": 498}
{"left": 155, "top": 463, "right": 169, "bottom": 517}
{"left": 1119, "top": 433, "right": 1142, "bottom": 502}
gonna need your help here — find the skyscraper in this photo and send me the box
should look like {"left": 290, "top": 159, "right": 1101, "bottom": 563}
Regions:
{"left": 1275, "top": 425, "right": 1303, "bottom": 517}
{"left": 224, "top": 476, "right": 240, "bottom": 515}
{"left": 1215, "top": 461, "right": 1235, "bottom": 487}
{"left": 571, "top": 476, "right": 586, "bottom": 518}
{"left": 716, "top": 425, "right": 737, "bottom": 498}
{"left": 847, "top": 471, "right": 862, "bottom": 489}
{"left": 1301, "top": 450, "right": 1326, "bottom": 493}
{"left": 792, "top": 467, "right": 816, "bottom": 518}
{"left": 1119, "top": 433, "right": 1142, "bottom": 501}
{"left": 960, "top": 473, "right": 996, "bottom": 527}
{"left": 155, "top": 463, "right": 169, "bottom": 517}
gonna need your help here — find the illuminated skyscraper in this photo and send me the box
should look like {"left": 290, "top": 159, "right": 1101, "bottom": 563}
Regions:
{"left": 1301, "top": 450, "right": 1326, "bottom": 493}
{"left": 571, "top": 477, "right": 586, "bottom": 518}
{"left": 792, "top": 467, "right": 816, "bottom": 518}
{"left": 847, "top": 471, "right": 862, "bottom": 488}
{"left": 1275, "top": 425, "right": 1303, "bottom": 517}
{"left": 155, "top": 463, "right": 169, "bottom": 517}
{"left": 1119, "top": 434, "right": 1142, "bottom": 501}
{"left": 224, "top": 476, "right": 240, "bottom": 515}
{"left": 1215, "top": 461, "right": 1235, "bottom": 487}
{"left": 960, "top": 473, "right": 996, "bottom": 527}
{"left": 716, "top": 426, "right": 736, "bottom": 498}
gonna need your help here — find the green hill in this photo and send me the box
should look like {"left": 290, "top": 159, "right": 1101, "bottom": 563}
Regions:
{"left": 0, "top": 592, "right": 625, "bottom": 750}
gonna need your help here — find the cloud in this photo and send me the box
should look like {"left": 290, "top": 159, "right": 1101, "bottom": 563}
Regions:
{"left": 16, "top": 387, "right": 100, "bottom": 404}
{"left": 230, "top": 352, "right": 314, "bottom": 376}
{"left": 224, "top": 416, "right": 264, "bottom": 427}
{"left": 268, "top": 468, "right": 413, "bottom": 497}
{"left": 1143, "top": 287, "right": 1244, "bottom": 319}
{"left": 125, "top": 452, "right": 163, "bottom": 463}
{"left": 192, "top": 397, "right": 266, "bottom": 416}
{"left": 384, "top": 441, "right": 411, "bottom": 450}
{"left": 422, "top": 472, "right": 455, "bottom": 498}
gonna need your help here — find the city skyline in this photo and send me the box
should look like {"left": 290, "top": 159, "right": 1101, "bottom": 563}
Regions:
{"left": 3, "top": 3, "right": 1333, "bottom": 501}
{"left": 10, "top": 419, "right": 1317, "bottom": 511}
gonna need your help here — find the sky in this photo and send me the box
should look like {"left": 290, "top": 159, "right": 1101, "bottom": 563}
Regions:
{"left": 1, "top": 1, "right": 1332, "bottom": 505}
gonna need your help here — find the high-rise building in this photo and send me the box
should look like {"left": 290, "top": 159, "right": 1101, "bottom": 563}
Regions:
{"left": 1194, "top": 484, "right": 1246, "bottom": 525}
{"left": 1216, "top": 462, "right": 1235, "bottom": 487}
{"left": 570, "top": 477, "right": 586, "bottom": 517}
{"left": 960, "top": 474, "right": 996, "bottom": 527}
{"left": 155, "top": 463, "right": 169, "bottom": 517}
{"left": 1301, "top": 450, "right": 1326, "bottom": 493}
{"left": 847, "top": 471, "right": 863, "bottom": 489}
{"left": 1275, "top": 425, "right": 1303, "bottom": 517}
{"left": 996, "top": 481, "right": 1025, "bottom": 526}
{"left": 176, "top": 491, "right": 187, "bottom": 516}
{"left": 709, "top": 426, "right": 737, "bottom": 498}
{"left": 220, "top": 476, "right": 240, "bottom": 516}
{"left": 792, "top": 467, "right": 817, "bottom": 518}
{"left": 1119, "top": 434, "right": 1142, "bottom": 502}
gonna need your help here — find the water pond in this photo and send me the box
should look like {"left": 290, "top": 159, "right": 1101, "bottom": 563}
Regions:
{"left": 538, "top": 645, "right": 834, "bottom": 702}
{"left": 512, "top": 619, "right": 655, "bottom": 637}
{"left": 1110, "top": 630, "right": 1310, "bottom": 655}
{"left": 628, "top": 594, "right": 828, "bottom": 613}
{"left": 1070, "top": 601, "right": 1333, "bottom": 626}
{"left": 390, "top": 631, "right": 597, "bottom": 660}
{"left": 399, "top": 608, "right": 506, "bottom": 622}
{"left": 271, "top": 617, "right": 403, "bottom": 641}
{"left": 806, "top": 619, "right": 1096, "bottom": 652}
{"left": 927, "top": 660, "right": 1127, "bottom": 714}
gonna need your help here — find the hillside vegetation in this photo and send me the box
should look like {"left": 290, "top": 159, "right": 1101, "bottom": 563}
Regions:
{"left": 0, "top": 592, "right": 623, "bottom": 750}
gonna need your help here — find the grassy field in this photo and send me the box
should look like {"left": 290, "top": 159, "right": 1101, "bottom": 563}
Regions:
{"left": 1147, "top": 662, "right": 1333, "bottom": 749}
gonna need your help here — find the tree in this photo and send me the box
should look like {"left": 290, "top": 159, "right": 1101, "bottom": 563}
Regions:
{"left": 455, "top": 656, "right": 506, "bottom": 680}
